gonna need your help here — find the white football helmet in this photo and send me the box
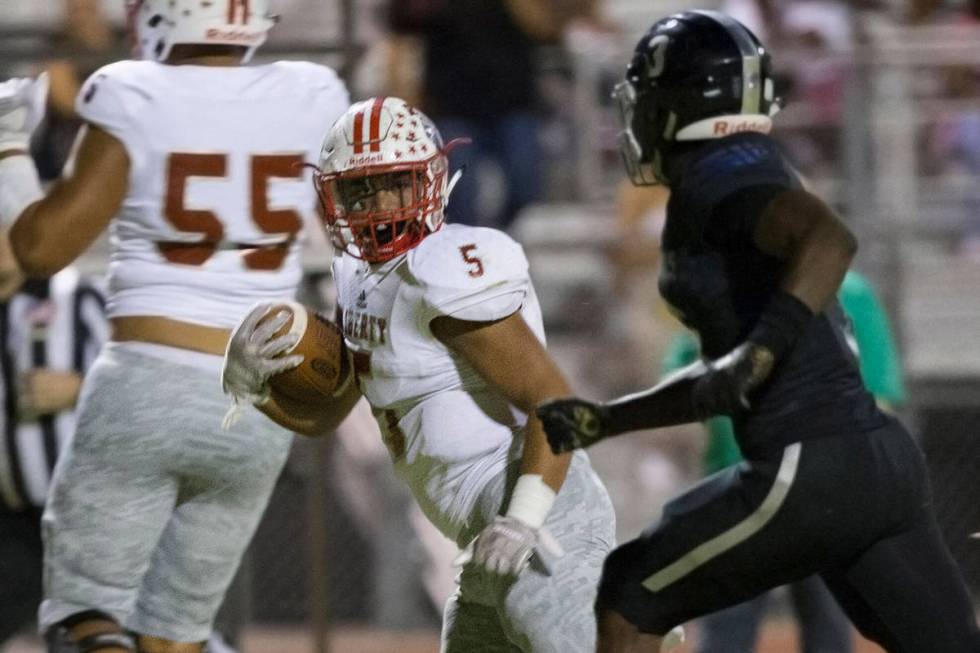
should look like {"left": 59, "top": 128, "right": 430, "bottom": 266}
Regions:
{"left": 126, "top": 0, "right": 276, "bottom": 63}
{"left": 315, "top": 97, "right": 465, "bottom": 263}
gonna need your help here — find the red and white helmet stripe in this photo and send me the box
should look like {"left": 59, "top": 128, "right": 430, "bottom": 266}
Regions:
{"left": 227, "top": 0, "right": 251, "bottom": 25}
{"left": 352, "top": 97, "right": 387, "bottom": 155}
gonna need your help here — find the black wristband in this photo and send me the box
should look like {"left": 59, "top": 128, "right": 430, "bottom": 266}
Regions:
{"left": 747, "top": 290, "right": 814, "bottom": 360}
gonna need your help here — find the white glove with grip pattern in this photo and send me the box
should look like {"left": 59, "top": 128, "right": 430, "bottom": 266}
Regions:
{"left": 0, "top": 73, "right": 48, "bottom": 152}
{"left": 221, "top": 303, "right": 304, "bottom": 407}
{"left": 454, "top": 516, "right": 565, "bottom": 577}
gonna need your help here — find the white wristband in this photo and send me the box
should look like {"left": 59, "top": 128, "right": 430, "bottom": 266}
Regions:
{"left": 0, "top": 154, "right": 42, "bottom": 225}
{"left": 505, "top": 474, "right": 557, "bottom": 529}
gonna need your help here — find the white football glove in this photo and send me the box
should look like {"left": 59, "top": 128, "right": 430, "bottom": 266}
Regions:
{"left": 454, "top": 516, "right": 564, "bottom": 577}
{"left": 0, "top": 73, "right": 48, "bottom": 152}
{"left": 221, "top": 303, "right": 304, "bottom": 407}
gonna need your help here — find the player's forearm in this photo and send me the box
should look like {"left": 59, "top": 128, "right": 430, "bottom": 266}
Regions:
{"left": 8, "top": 202, "right": 60, "bottom": 276}
{"left": 11, "top": 126, "right": 126, "bottom": 276}
{"left": 604, "top": 360, "right": 707, "bottom": 434}
{"left": 505, "top": 359, "right": 576, "bottom": 491}
{"left": 520, "top": 418, "right": 573, "bottom": 491}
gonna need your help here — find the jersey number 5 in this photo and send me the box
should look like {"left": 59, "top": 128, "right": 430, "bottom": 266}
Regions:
{"left": 161, "top": 152, "right": 305, "bottom": 270}
{"left": 459, "top": 244, "right": 484, "bottom": 278}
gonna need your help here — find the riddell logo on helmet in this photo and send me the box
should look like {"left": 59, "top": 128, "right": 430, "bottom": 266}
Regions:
{"left": 713, "top": 119, "right": 769, "bottom": 135}
{"left": 205, "top": 28, "right": 262, "bottom": 43}
{"left": 347, "top": 154, "right": 384, "bottom": 166}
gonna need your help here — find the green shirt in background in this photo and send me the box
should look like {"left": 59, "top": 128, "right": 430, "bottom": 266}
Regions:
{"left": 662, "top": 270, "right": 906, "bottom": 475}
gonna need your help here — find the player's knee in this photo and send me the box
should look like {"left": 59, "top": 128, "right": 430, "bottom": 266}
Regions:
{"left": 595, "top": 542, "right": 677, "bottom": 638}
{"left": 45, "top": 611, "right": 136, "bottom": 653}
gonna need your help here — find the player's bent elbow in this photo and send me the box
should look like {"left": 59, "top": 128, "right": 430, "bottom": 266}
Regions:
{"left": 9, "top": 223, "right": 64, "bottom": 278}
{"left": 11, "top": 241, "right": 61, "bottom": 278}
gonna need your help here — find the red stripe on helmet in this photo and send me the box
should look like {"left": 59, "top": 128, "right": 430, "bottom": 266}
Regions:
{"left": 368, "top": 97, "right": 386, "bottom": 153}
{"left": 352, "top": 109, "right": 365, "bottom": 155}
{"left": 242, "top": 0, "right": 250, "bottom": 23}
{"left": 228, "top": 0, "right": 236, "bottom": 23}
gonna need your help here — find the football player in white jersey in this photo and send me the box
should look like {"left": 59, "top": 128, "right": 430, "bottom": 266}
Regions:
{"left": 0, "top": 1, "right": 349, "bottom": 652}
{"left": 221, "top": 96, "right": 616, "bottom": 652}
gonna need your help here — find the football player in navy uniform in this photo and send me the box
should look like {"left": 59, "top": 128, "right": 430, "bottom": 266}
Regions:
{"left": 536, "top": 10, "right": 980, "bottom": 653}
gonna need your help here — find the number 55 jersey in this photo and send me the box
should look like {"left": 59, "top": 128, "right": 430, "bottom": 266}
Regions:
{"left": 332, "top": 223, "right": 547, "bottom": 546}
{"left": 76, "top": 59, "right": 349, "bottom": 328}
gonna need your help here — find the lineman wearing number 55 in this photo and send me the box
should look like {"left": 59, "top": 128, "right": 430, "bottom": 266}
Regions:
{"left": 536, "top": 10, "right": 980, "bottom": 653}
{"left": 0, "top": 1, "right": 349, "bottom": 651}
{"left": 222, "top": 96, "right": 617, "bottom": 653}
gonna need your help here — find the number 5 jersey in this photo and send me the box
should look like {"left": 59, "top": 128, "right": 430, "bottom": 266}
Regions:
{"left": 331, "top": 223, "right": 547, "bottom": 546}
{"left": 76, "top": 59, "right": 349, "bottom": 328}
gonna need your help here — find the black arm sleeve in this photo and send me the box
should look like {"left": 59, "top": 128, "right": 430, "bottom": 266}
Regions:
{"left": 605, "top": 360, "right": 709, "bottom": 434}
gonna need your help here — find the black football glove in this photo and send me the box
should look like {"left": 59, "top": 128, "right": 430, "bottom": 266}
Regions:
{"left": 536, "top": 398, "right": 610, "bottom": 454}
{"left": 691, "top": 342, "right": 775, "bottom": 418}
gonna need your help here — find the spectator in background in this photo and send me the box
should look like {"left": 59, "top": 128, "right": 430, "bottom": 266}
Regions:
{"left": 385, "top": 0, "right": 595, "bottom": 230}
{"left": 720, "top": 0, "right": 854, "bottom": 176}
{"left": 662, "top": 269, "right": 906, "bottom": 653}
{"left": 0, "top": 0, "right": 118, "bottom": 167}
{"left": 0, "top": 268, "right": 107, "bottom": 646}
{"left": 925, "top": 6, "right": 980, "bottom": 256}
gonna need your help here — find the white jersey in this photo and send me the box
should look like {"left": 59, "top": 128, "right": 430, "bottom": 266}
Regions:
{"left": 75, "top": 60, "right": 349, "bottom": 329}
{"left": 332, "top": 224, "right": 545, "bottom": 544}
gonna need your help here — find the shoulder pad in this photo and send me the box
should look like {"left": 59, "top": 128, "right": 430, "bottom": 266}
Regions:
{"left": 408, "top": 225, "right": 530, "bottom": 323}
{"left": 670, "top": 133, "right": 800, "bottom": 237}
{"left": 270, "top": 61, "right": 348, "bottom": 99}
{"left": 75, "top": 61, "right": 154, "bottom": 140}
{"left": 678, "top": 134, "right": 798, "bottom": 207}
{"left": 272, "top": 61, "right": 342, "bottom": 85}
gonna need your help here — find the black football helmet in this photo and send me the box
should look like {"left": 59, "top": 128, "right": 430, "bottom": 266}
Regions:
{"left": 614, "top": 10, "right": 782, "bottom": 185}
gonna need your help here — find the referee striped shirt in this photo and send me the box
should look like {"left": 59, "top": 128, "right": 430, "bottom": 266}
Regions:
{"left": 0, "top": 268, "right": 107, "bottom": 512}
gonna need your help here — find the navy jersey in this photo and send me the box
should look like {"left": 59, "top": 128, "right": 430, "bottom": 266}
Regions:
{"left": 659, "top": 133, "right": 886, "bottom": 453}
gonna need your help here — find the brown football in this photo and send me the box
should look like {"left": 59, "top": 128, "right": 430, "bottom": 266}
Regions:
{"left": 259, "top": 302, "right": 348, "bottom": 401}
